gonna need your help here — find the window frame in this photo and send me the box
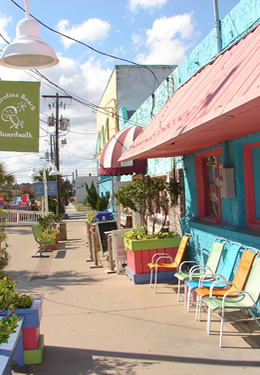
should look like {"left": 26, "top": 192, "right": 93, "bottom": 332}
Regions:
{"left": 243, "top": 141, "right": 260, "bottom": 230}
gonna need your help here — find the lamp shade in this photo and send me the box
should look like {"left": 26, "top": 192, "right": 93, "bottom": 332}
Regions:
{"left": 29, "top": 167, "right": 39, "bottom": 177}
{"left": 49, "top": 166, "right": 61, "bottom": 176}
{"left": 0, "top": 18, "right": 59, "bottom": 69}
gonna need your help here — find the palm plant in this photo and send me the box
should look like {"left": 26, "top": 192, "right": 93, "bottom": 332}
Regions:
{"left": 85, "top": 182, "right": 110, "bottom": 211}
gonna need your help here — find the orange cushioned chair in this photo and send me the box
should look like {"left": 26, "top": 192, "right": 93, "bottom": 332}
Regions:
{"left": 195, "top": 247, "right": 258, "bottom": 321}
{"left": 148, "top": 233, "right": 191, "bottom": 293}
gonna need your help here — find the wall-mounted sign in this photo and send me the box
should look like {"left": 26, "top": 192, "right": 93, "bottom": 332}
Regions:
{"left": 0, "top": 81, "right": 40, "bottom": 152}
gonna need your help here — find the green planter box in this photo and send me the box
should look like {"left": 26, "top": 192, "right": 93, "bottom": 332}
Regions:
{"left": 125, "top": 236, "right": 181, "bottom": 251}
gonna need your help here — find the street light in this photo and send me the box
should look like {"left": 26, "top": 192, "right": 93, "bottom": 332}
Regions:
{"left": 0, "top": 0, "right": 59, "bottom": 69}
{"left": 30, "top": 159, "right": 61, "bottom": 216}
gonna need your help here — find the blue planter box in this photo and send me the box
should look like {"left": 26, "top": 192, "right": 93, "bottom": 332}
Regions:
{"left": 0, "top": 318, "right": 24, "bottom": 374}
{"left": 0, "top": 298, "right": 42, "bottom": 328}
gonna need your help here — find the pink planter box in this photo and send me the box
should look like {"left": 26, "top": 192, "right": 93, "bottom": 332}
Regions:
{"left": 23, "top": 327, "right": 40, "bottom": 350}
{"left": 126, "top": 247, "right": 178, "bottom": 274}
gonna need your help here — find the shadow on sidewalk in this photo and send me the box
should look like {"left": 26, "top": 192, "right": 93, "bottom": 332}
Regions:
{"left": 8, "top": 269, "right": 106, "bottom": 294}
{"left": 14, "top": 345, "right": 260, "bottom": 375}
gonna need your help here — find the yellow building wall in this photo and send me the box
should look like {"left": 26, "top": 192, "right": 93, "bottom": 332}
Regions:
{"left": 96, "top": 69, "right": 118, "bottom": 156}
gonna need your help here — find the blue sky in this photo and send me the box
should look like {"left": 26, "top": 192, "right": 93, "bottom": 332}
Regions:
{"left": 0, "top": 0, "right": 240, "bottom": 183}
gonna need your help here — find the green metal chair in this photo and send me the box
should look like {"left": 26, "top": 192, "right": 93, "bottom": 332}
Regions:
{"left": 174, "top": 237, "right": 227, "bottom": 310}
{"left": 32, "top": 223, "right": 54, "bottom": 258}
{"left": 203, "top": 252, "right": 260, "bottom": 347}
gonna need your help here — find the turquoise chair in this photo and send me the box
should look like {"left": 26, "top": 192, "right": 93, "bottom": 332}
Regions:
{"left": 10, "top": 196, "right": 21, "bottom": 209}
{"left": 190, "top": 242, "right": 243, "bottom": 321}
{"left": 174, "top": 237, "right": 227, "bottom": 310}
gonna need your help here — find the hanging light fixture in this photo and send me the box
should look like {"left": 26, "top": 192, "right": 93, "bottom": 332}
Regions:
{"left": 49, "top": 165, "right": 61, "bottom": 176}
{"left": 0, "top": 0, "right": 59, "bottom": 69}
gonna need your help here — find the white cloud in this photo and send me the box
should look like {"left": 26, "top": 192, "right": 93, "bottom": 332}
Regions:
{"left": 131, "top": 32, "right": 145, "bottom": 49}
{"left": 57, "top": 18, "right": 110, "bottom": 49}
{"left": 129, "top": 0, "right": 167, "bottom": 12}
{"left": 146, "top": 14, "right": 194, "bottom": 42}
{"left": 0, "top": 54, "right": 111, "bottom": 182}
{"left": 137, "top": 39, "right": 188, "bottom": 64}
{"left": 135, "top": 13, "right": 194, "bottom": 64}
{"left": 80, "top": 58, "right": 111, "bottom": 98}
{"left": 0, "top": 15, "right": 12, "bottom": 47}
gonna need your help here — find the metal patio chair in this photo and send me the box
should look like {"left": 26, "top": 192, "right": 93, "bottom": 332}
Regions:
{"left": 202, "top": 251, "right": 260, "bottom": 347}
{"left": 174, "top": 237, "right": 228, "bottom": 308}
{"left": 147, "top": 233, "right": 191, "bottom": 293}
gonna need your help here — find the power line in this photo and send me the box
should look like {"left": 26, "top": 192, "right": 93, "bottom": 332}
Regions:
{"left": 10, "top": 0, "right": 160, "bottom": 93}
{"left": 0, "top": 42, "right": 148, "bottom": 129}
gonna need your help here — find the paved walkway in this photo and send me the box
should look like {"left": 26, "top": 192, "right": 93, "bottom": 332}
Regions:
{"left": 5, "top": 204, "right": 260, "bottom": 375}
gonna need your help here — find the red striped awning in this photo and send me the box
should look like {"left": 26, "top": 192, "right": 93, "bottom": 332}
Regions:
{"left": 98, "top": 126, "right": 147, "bottom": 176}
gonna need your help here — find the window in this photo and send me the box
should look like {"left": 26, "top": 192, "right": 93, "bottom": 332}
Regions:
{"left": 195, "top": 148, "right": 222, "bottom": 222}
{"left": 243, "top": 142, "right": 260, "bottom": 230}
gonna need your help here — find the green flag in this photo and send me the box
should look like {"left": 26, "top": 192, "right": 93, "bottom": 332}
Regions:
{"left": 0, "top": 81, "right": 40, "bottom": 152}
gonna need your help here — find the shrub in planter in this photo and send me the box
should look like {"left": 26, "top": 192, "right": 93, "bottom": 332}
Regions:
{"left": 122, "top": 227, "right": 179, "bottom": 249}
{"left": 122, "top": 227, "right": 181, "bottom": 283}
{"left": 38, "top": 213, "right": 60, "bottom": 232}
{"left": 0, "top": 211, "right": 33, "bottom": 345}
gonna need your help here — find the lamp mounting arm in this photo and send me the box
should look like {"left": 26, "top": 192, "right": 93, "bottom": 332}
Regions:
{"left": 24, "top": 0, "right": 30, "bottom": 19}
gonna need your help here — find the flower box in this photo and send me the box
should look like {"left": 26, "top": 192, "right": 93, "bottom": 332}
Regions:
{"left": 0, "top": 298, "right": 44, "bottom": 364}
{"left": 125, "top": 237, "right": 181, "bottom": 251}
{"left": 125, "top": 236, "right": 181, "bottom": 284}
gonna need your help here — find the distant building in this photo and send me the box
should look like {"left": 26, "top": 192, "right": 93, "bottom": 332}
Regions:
{"left": 96, "top": 64, "right": 177, "bottom": 224}
{"left": 96, "top": 64, "right": 176, "bottom": 156}
{"left": 75, "top": 175, "right": 98, "bottom": 203}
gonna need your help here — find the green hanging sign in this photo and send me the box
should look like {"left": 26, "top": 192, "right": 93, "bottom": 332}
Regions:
{"left": 0, "top": 81, "right": 40, "bottom": 152}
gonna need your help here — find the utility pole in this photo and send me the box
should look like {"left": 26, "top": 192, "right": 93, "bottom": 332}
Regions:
{"left": 42, "top": 93, "right": 72, "bottom": 215}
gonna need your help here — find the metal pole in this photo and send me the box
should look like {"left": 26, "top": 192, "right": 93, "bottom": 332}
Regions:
{"left": 42, "top": 93, "right": 72, "bottom": 216}
{"left": 43, "top": 167, "right": 49, "bottom": 215}
{"left": 55, "top": 93, "right": 61, "bottom": 216}
{"left": 213, "top": 0, "right": 222, "bottom": 54}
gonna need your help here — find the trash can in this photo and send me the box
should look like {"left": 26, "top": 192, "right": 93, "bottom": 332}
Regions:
{"left": 96, "top": 212, "right": 112, "bottom": 222}
{"left": 57, "top": 222, "right": 67, "bottom": 241}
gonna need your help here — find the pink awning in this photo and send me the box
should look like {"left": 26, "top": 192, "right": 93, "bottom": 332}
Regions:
{"left": 98, "top": 126, "right": 147, "bottom": 176}
{"left": 120, "top": 25, "right": 260, "bottom": 162}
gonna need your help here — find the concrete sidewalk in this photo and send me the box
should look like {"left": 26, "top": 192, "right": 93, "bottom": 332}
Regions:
{"left": 5, "top": 210, "right": 260, "bottom": 375}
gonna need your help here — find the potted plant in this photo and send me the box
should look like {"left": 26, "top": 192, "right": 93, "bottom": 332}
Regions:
{"left": 38, "top": 213, "right": 60, "bottom": 232}
{"left": 0, "top": 211, "right": 44, "bottom": 366}
{"left": 38, "top": 213, "right": 61, "bottom": 247}
{"left": 115, "top": 176, "right": 182, "bottom": 284}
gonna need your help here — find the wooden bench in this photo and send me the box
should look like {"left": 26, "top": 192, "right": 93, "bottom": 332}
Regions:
{"left": 0, "top": 318, "right": 24, "bottom": 375}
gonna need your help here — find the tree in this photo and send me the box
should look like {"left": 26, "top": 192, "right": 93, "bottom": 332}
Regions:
{"left": 115, "top": 175, "right": 181, "bottom": 234}
{"left": 60, "top": 178, "right": 73, "bottom": 213}
{"left": 84, "top": 182, "right": 110, "bottom": 211}
{"left": 0, "top": 163, "right": 14, "bottom": 188}
{"left": 33, "top": 169, "right": 72, "bottom": 214}
{"left": 0, "top": 162, "right": 15, "bottom": 203}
